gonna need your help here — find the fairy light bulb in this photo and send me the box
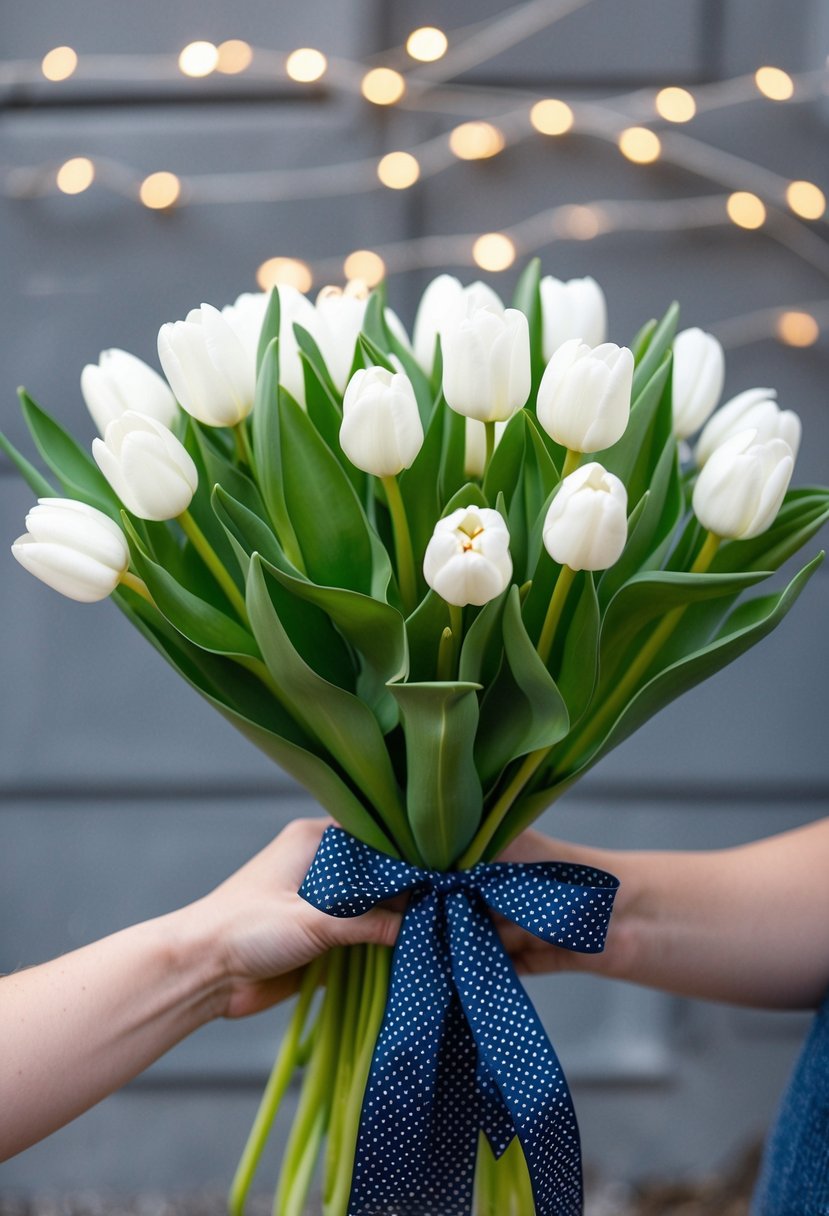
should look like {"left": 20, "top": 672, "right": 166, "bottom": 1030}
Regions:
{"left": 555, "top": 204, "right": 604, "bottom": 240}
{"left": 257, "top": 257, "right": 313, "bottom": 293}
{"left": 530, "top": 99, "right": 574, "bottom": 135}
{"left": 776, "top": 311, "right": 819, "bottom": 347}
{"left": 727, "top": 191, "right": 766, "bottom": 229}
{"left": 286, "top": 48, "right": 327, "bottom": 83}
{"left": 655, "top": 86, "right": 696, "bottom": 122}
{"left": 343, "top": 250, "right": 385, "bottom": 287}
{"left": 178, "top": 42, "right": 219, "bottom": 78}
{"left": 618, "top": 127, "right": 661, "bottom": 164}
{"left": 377, "top": 151, "right": 420, "bottom": 189}
{"left": 361, "top": 67, "right": 405, "bottom": 105}
{"left": 449, "top": 121, "right": 505, "bottom": 160}
{"left": 754, "top": 66, "right": 794, "bottom": 100}
{"left": 216, "top": 40, "right": 253, "bottom": 75}
{"left": 56, "top": 157, "right": 95, "bottom": 194}
{"left": 140, "top": 172, "right": 181, "bottom": 210}
{"left": 785, "top": 180, "right": 826, "bottom": 220}
{"left": 41, "top": 46, "right": 78, "bottom": 82}
{"left": 406, "top": 27, "right": 448, "bottom": 62}
{"left": 472, "top": 233, "right": 515, "bottom": 271}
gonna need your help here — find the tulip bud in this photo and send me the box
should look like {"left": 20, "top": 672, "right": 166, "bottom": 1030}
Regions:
{"left": 536, "top": 339, "right": 633, "bottom": 453}
{"left": 92, "top": 411, "right": 198, "bottom": 521}
{"left": 81, "top": 349, "right": 178, "bottom": 436}
{"left": 310, "top": 286, "right": 369, "bottom": 394}
{"left": 423, "top": 505, "right": 512, "bottom": 606}
{"left": 692, "top": 428, "right": 794, "bottom": 540}
{"left": 412, "top": 275, "right": 504, "bottom": 373}
{"left": 671, "top": 328, "right": 725, "bottom": 439}
{"left": 158, "top": 302, "right": 257, "bottom": 427}
{"left": 463, "top": 417, "right": 507, "bottom": 478}
{"left": 340, "top": 366, "right": 424, "bottom": 476}
{"left": 441, "top": 308, "right": 531, "bottom": 424}
{"left": 694, "top": 387, "right": 801, "bottom": 468}
{"left": 12, "top": 497, "right": 129, "bottom": 603}
{"left": 540, "top": 275, "right": 607, "bottom": 361}
{"left": 543, "top": 462, "right": 628, "bottom": 571}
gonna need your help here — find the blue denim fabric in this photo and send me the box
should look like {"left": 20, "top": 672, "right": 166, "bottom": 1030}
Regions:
{"left": 752, "top": 991, "right": 829, "bottom": 1215}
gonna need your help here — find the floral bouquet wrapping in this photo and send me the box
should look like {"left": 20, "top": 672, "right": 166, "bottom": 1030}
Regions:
{"left": 4, "top": 262, "right": 828, "bottom": 1216}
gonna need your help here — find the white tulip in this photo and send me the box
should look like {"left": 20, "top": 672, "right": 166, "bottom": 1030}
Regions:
{"left": 412, "top": 274, "right": 503, "bottom": 373}
{"left": 671, "top": 328, "right": 725, "bottom": 439}
{"left": 92, "top": 411, "right": 198, "bottom": 521}
{"left": 694, "top": 387, "right": 801, "bottom": 468}
{"left": 543, "top": 462, "right": 628, "bottom": 571}
{"left": 463, "top": 417, "right": 507, "bottom": 478}
{"left": 158, "top": 302, "right": 257, "bottom": 427}
{"left": 310, "top": 287, "right": 368, "bottom": 394}
{"left": 81, "top": 349, "right": 178, "bottom": 436}
{"left": 540, "top": 275, "right": 607, "bottom": 360}
{"left": 423, "top": 505, "right": 512, "bottom": 606}
{"left": 692, "top": 428, "right": 794, "bottom": 540}
{"left": 537, "top": 339, "right": 633, "bottom": 453}
{"left": 442, "top": 307, "right": 531, "bottom": 423}
{"left": 12, "top": 497, "right": 129, "bottom": 603}
{"left": 340, "top": 366, "right": 423, "bottom": 476}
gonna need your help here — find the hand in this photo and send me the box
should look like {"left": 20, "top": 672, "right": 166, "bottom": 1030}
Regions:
{"left": 182, "top": 818, "right": 402, "bottom": 1019}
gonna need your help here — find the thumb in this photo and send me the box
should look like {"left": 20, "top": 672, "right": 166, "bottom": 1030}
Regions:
{"left": 337, "top": 907, "right": 402, "bottom": 950}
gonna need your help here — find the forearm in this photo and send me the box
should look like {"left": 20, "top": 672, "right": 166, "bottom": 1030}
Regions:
{"left": 0, "top": 904, "right": 223, "bottom": 1161}
{"left": 517, "top": 819, "right": 829, "bottom": 1009}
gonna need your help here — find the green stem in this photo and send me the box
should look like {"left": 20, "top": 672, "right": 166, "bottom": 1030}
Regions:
{"left": 560, "top": 447, "right": 581, "bottom": 480}
{"left": 233, "top": 421, "right": 256, "bottom": 477}
{"left": 449, "top": 603, "right": 464, "bottom": 678}
{"left": 553, "top": 529, "right": 722, "bottom": 776}
{"left": 228, "top": 958, "right": 324, "bottom": 1216}
{"left": 275, "top": 951, "right": 344, "bottom": 1216}
{"left": 325, "top": 946, "right": 391, "bottom": 1216}
{"left": 436, "top": 626, "right": 454, "bottom": 681}
{"left": 484, "top": 420, "right": 497, "bottom": 472}
{"left": 475, "top": 1136, "right": 497, "bottom": 1216}
{"left": 459, "top": 745, "right": 550, "bottom": 869}
{"left": 323, "top": 946, "right": 366, "bottom": 1210}
{"left": 177, "top": 509, "right": 249, "bottom": 623}
{"left": 119, "top": 570, "right": 154, "bottom": 604}
{"left": 381, "top": 475, "right": 418, "bottom": 615}
{"left": 536, "top": 564, "right": 576, "bottom": 667}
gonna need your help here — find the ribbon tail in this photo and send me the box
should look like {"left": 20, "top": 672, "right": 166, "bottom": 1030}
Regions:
{"left": 447, "top": 892, "right": 584, "bottom": 1216}
{"left": 476, "top": 1055, "right": 515, "bottom": 1159}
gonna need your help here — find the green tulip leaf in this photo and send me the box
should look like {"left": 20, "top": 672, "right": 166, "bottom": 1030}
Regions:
{"left": 19, "top": 389, "right": 120, "bottom": 515}
{"left": 406, "top": 590, "right": 450, "bottom": 681}
{"left": 293, "top": 323, "right": 340, "bottom": 403}
{"left": 596, "top": 355, "right": 673, "bottom": 506}
{"left": 711, "top": 488, "right": 829, "bottom": 575}
{"left": 438, "top": 401, "right": 468, "bottom": 505}
{"left": 483, "top": 410, "right": 527, "bottom": 508}
{"left": 459, "top": 588, "right": 508, "bottom": 686}
{"left": 631, "top": 300, "right": 679, "bottom": 400}
{"left": 511, "top": 256, "right": 544, "bottom": 393}
{"left": 551, "top": 570, "right": 600, "bottom": 726}
{"left": 251, "top": 339, "right": 303, "bottom": 566}
{"left": 631, "top": 317, "right": 658, "bottom": 364}
{"left": 387, "top": 680, "right": 483, "bottom": 869}
{"left": 278, "top": 390, "right": 373, "bottom": 593}
{"left": 398, "top": 390, "right": 446, "bottom": 561}
{"left": 475, "top": 585, "right": 569, "bottom": 787}
{"left": 246, "top": 555, "right": 411, "bottom": 850}
{"left": 0, "top": 428, "right": 56, "bottom": 497}
{"left": 256, "top": 289, "right": 281, "bottom": 374}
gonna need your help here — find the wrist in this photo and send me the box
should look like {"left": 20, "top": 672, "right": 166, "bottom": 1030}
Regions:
{"left": 158, "top": 898, "right": 234, "bottom": 1025}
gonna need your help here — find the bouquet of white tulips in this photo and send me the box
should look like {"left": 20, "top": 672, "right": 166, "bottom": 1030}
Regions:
{"left": 4, "top": 261, "right": 827, "bottom": 1216}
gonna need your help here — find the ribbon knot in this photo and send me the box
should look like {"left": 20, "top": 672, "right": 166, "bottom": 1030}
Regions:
{"left": 300, "top": 826, "right": 619, "bottom": 1216}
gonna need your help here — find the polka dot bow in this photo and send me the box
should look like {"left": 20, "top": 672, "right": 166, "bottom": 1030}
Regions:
{"left": 300, "top": 827, "right": 620, "bottom": 1216}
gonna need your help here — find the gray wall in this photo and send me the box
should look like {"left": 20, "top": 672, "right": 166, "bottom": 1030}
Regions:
{"left": 1, "top": 0, "right": 828, "bottom": 1201}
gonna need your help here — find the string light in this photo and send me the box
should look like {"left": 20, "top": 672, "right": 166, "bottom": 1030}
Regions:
{"left": 41, "top": 46, "right": 77, "bottom": 82}
{"left": 178, "top": 41, "right": 219, "bottom": 78}
{"left": 530, "top": 98, "right": 574, "bottom": 136}
{"left": 654, "top": 86, "right": 696, "bottom": 123}
{"left": 139, "top": 172, "right": 181, "bottom": 210}
{"left": 449, "top": 121, "right": 505, "bottom": 160}
{"left": 554, "top": 204, "right": 604, "bottom": 239}
{"left": 361, "top": 67, "right": 406, "bottom": 105}
{"left": 472, "top": 232, "right": 515, "bottom": 271}
{"left": 216, "top": 40, "right": 253, "bottom": 75}
{"left": 786, "top": 180, "right": 826, "bottom": 221}
{"left": 377, "top": 151, "right": 420, "bottom": 189}
{"left": 727, "top": 191, "right": 766, "bottom": 229}
{"left": 618, "top": 127, "right": 661, "bottom": 164}
{"left": 754, "top": 66, "right": 794, "bottom": 100}
{"left": 285, "top": 48, "right": 327, "bottom": 83}
{"left": 406, "top": 27, "right": 448, "bottom": 63}
{"left": 55, "top": 157, "right": 95, "bottom": 195}
{"left": 343, "top": 249, "right": 385, "bottom": 287}
{"left": 776, "top": 310, "right": 819, "bottom": 346}
{"left": 257, "top": 257, "right": 313, "bottom": 293}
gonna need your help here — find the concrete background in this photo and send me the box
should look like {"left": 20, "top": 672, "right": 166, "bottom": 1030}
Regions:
{"left": 1, "top": 0, "right": 828, "bottom": 1201}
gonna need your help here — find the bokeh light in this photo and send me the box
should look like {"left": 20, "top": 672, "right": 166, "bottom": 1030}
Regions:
{"left": 361, "top": 67, "right": 406, "bottom": 105}
{"left": 530, "top": 99, "right": 574, "bottom": 136}
{"left": 754, "top": 66, "right": 794, "bottom": 100}
{"left": 776, "top": 311, "right": 819, "bottom": 347}
{"left": 216, "top": 40, "right": 253, "bottom": 75}
{"left": 655, "top": 87, "right": 696, "bottom": 122}
{"left": 343, "top": 250, "right": 386, "bottom": 287}
{"left": 139, "top": 172, "right": 182, "bottom": 210}
{"left": 618, "top": 127, "right": 661, "bottom": 164}
{"left": 178, "top": 42, "right": 219, "bottom": 78}
{"left": 727, "top": 191, "right": 766, "bottom": 229}
{"left": 257, "top": 257, "right": 314, "bottom": 294}
{"left": 56, "top": 157, "right": 95, "bottom": 195}
{"left": 406, "top": 27, "right": 448, "bottom": 62}
{"left": 286, "top": 48, "right": 327, "bottom": 83}
{"left": 377, "top": 151, "right": 420, "bottom": 189}
{"left": 472, "top": 233, "right": 516, "bottom": 271}
{"left": 449, "top": 122, "right": 505, "bottom": 160}
{"left": 41, "top": 47, "right": 78, "bottom": 82}
{"left": 785, "top": 180, "right": 826, "bottom": 221}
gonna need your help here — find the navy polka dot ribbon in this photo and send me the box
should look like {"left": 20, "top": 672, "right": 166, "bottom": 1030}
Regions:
{"left": 300, "top": 826, "right": 620, "bottom": 1216}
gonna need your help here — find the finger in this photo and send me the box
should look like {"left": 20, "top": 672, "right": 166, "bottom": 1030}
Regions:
{"left": 336, "top": 907, "right": 402, "bottom": 950}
